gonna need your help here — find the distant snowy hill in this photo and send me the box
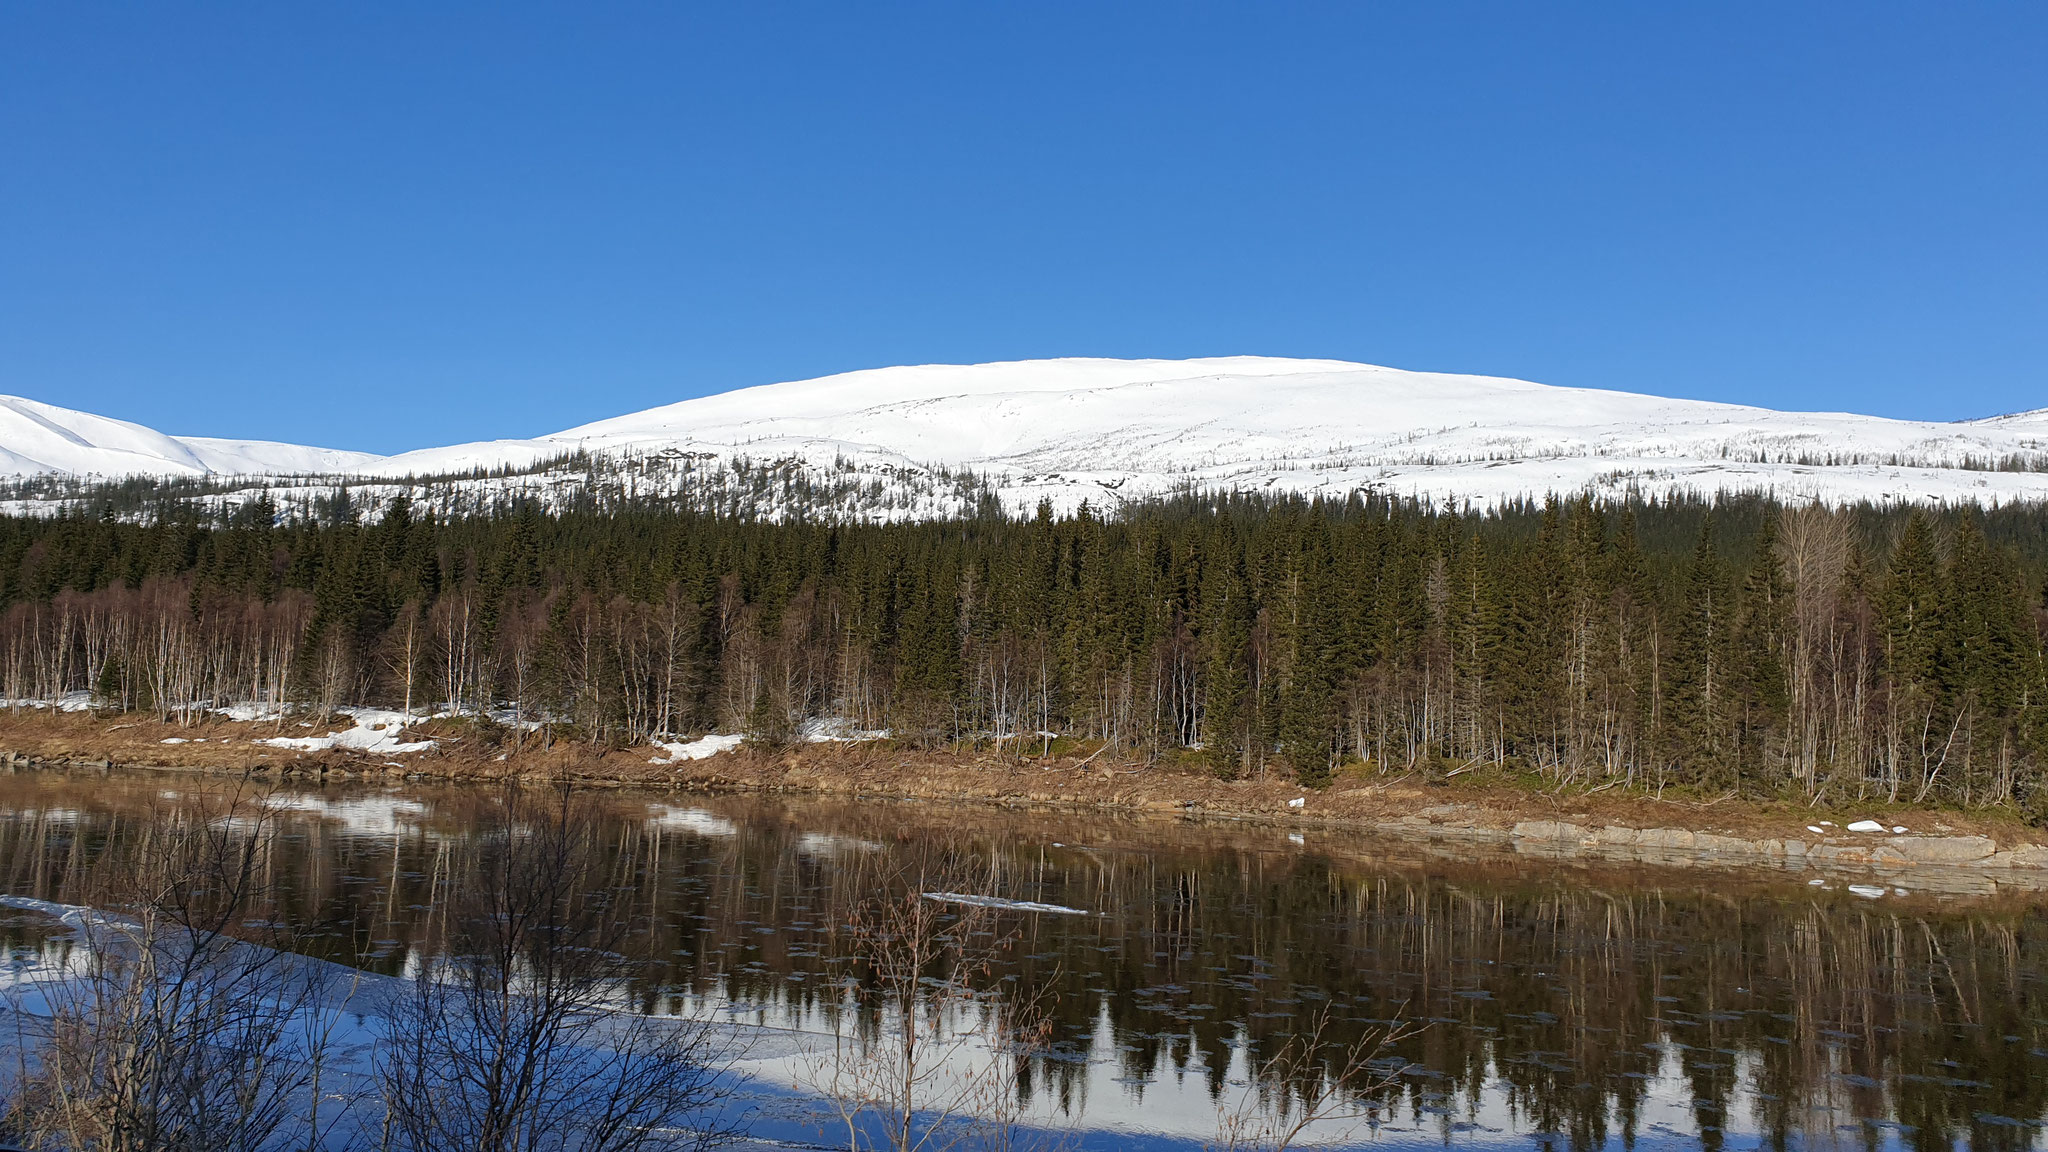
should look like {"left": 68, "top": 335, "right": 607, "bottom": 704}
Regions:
{"left": 0, "top": 395, "right": 379, "bottom": 478}
{"left": 9, "top": 358, "right": 2048, "bottom": 515}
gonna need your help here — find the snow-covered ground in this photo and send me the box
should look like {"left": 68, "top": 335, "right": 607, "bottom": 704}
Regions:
{"left": 12, "top": 356, "right": 2048, "bottom": 514}
{"left": 1, "top": 691, "right": 96, "bottom": 713}
{"left": 0, "top": 395, "right": 378, "bottom": 478}
{"left": 255, "top": 708, "right": 438, "bottom": 756}
{"left": 649, "top": 733, "right": 746, "bottom": 764}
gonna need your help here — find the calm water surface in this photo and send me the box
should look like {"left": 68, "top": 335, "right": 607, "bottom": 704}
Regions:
{"left": 1, "top": 770, "right": 2044, "bottom": 1150}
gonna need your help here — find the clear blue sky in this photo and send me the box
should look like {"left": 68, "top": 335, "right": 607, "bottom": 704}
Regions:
{"left": 2, "top": 3, "right": 2043, "bottom": 453}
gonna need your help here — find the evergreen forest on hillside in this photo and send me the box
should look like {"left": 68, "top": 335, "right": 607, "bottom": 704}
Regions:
{"left": 5, "top": 493, "right": 2048, "bottom": 816}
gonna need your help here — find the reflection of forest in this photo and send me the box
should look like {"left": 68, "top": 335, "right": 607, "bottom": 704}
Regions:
{"left": 3, "top": 773, "right": 2045, "bottom": 1151}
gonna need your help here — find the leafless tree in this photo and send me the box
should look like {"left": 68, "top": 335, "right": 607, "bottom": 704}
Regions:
{"left": 377, "top": 790, "right": 743, "bottom": 1152}
{"left": 1778, "top": 503, "right": 1855, "bottom": 798}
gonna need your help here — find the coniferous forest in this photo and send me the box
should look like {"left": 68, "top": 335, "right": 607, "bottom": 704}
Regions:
{"left": 5, "top": 492, "right": 2048, "bottom": 816}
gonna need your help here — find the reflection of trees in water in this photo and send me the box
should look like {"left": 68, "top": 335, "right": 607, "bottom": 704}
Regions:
{"left": 3, "top": 779, "right": 2047, "bottom": 1149}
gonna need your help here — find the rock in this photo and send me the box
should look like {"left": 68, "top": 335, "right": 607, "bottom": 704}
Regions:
{"left": 1511, "top": 820, "right": 1587, "bottom": 844}
{"left": 1593, "top": 826, "right": 1640, "bottom": 846}
{"left": 1991, "top": 845, "right": 2048, "bottom": 869}
{"left": 1693, "top": 833, "right": 1759, "bottom": 857}
{"left": 1634, "top": 828, "right": 1697, "bottom": 851}
{"left": 1887, "top": 836, "right": 1996, "bottom": 864}
{"left": 1808, "top": 844, "right": 1873, "bottom": 865}
{"left": 1432, "top": 824, "right": 1510, "bottom": 844}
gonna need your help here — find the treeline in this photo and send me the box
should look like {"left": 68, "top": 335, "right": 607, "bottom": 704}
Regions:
{"left": 4, "top": 493, "right": 2048, "bottom": 812}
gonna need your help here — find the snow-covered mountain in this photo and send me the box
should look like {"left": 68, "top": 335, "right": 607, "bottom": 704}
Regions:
{"left": 0, "top": 395, "right": 379, "bottom": 478}
{"left": 10, "top": 357, "right": 2048, "bottom": 515}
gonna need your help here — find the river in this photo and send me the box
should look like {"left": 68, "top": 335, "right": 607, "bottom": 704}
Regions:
{"left": 0, "top": 769, "right": 2042, "bottom": 1150}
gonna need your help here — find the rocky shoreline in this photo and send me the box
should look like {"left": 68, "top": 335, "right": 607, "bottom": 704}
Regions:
{"left": 6, "top": 717, "right": 2048, "bottom": 895}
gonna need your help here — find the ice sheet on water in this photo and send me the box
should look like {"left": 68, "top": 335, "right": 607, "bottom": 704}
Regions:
{"left": 923, "top": 892, "right": 1092, "bottom": 916}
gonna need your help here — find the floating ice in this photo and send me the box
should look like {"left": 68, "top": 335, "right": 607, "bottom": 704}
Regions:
{"left": 923, "top": 892, "right": 1091, "bottom": 916}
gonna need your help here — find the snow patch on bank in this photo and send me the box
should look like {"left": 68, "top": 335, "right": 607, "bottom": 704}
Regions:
{"left": 0, "top": 691, "right": 95, "bottom": 713}
{"left": 649, "top": 733, "right": 745, "bottom": 764}
{"left": 800, "top": 717, "right": 890, "bottom": 743}
{"left": 256, "top": 709, "right": 437, "bottom": 755}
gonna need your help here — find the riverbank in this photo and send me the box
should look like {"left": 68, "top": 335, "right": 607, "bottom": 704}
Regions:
{"left": 5, "top": 708, "right": 2047, "bottom": 888}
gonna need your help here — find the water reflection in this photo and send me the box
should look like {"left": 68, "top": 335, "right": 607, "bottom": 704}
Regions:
{"left": 0, "top": 770, "right": 2044, "bottom": 1149}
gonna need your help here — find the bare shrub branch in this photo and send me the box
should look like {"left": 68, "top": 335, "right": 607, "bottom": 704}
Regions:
{"left": 1, "top": 790, "right": 350, "bottom": 1152}
{"left": 376, "top": 788, "right": 743, "bottom": 1152}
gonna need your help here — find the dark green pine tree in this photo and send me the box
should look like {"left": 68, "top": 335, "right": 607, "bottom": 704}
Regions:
{"left": 1729, "top": 518, "right": 1790, "bottom": 791}
{"left": 1201, "top": 526, "right": 1253, "bottom": 779}
{"left": 1279, "top": 516, "right": 1337, "bottom": 787}
{"left": 1938, "top": 518, "right": 2034, "bottom": 804}
{"left": 1665, "top": 521, "right": 1735, "bottom": 790}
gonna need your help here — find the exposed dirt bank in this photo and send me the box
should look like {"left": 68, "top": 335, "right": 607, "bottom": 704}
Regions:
{"left": 5, "top": 709, "right": 2047, "bottom": 891}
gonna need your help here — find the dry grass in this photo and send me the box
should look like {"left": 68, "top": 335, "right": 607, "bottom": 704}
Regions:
{"left": 0, "top": 708, "right": 2040, "bottom": 853}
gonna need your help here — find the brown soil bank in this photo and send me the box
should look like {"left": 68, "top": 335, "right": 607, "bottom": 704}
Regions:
{"left": 5, "top": 708, "right": 2048, "bottom": 888}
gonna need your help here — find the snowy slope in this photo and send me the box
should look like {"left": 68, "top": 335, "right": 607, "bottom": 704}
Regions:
{"left": 0, "top": 395, "right": 381, "bottom": 478}
{"left": 11, "top": 359, "right": 2048, "bottom": 511}
{"left": 359, "top": 357, "right": 2048, "bottom": 510}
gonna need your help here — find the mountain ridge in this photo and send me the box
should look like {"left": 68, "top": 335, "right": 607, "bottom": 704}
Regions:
{"left": 11, "top": 357, "right": 2048, "bottom": 514}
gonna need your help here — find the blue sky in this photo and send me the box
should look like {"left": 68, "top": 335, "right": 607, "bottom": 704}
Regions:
{"left": 2, "top": 3, "right": 2043, "bottom": 453}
